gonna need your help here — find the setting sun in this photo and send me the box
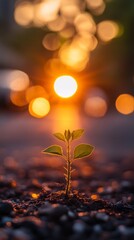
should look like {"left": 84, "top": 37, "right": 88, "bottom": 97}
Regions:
{"left": 54, "top": 75, "right": 78, "bottom": 98}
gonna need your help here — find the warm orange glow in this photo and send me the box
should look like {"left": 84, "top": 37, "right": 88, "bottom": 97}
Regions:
{"left": 59, "top": 26, "right": 75, "bottom": 39}
{"left": 29, "top": 97, "right": 50, "bottom": 118}
{"left": 86, "top": 0, "right": 104, "bottom": 9}
{"left": 34, "top": 0, "right": 60, "bottom": 26}
{"left": 73, "top": 34, "right": 98, "bottom": 52}
{"left": 47, "top": 16, "right": 66, "bottom": 32}
{"left": 9, "top": 70, "right": 30, "bottom": 91}
{"left": 14, "top": 1, "right": 34, "bottom": 27}
{"left": 84, "top": 96, "right": 107, "bottom": 117}
{"left": 86, "top": 0, "right": 105, "bottom": 15}
{"left": 54, "top": 75, "right": 78, "bottom": 98}
{"left": 97, "top": 20, "right": 119, "bottom": 42}
{"left": 97, "top": 187, "right": 104, "bottom": 193}
{"left": 91, "top": 194, "right": 99, "bottom": 200}
{"left": 42, "top": 33, "right": 60, "bottom": 51}
{"left": 26, "top": 85, "right": 48, "bottom": 103}
{"left": 52, "top": 105, "right": 81, "bottom": 132}
{"left": 74, "top": 13, "right": 96, "bottom": 35}
{"left": 31, "top": 193, "right": 39, "bottom": 199}
{"left": 115, "top": 94, "right": 134, "bottom": 115}
{"left": 10, "top": 91, "right": 27, "bottom": 107}
{"left": 59, "top": 43, "right": 89, "bottom": 71}
{"left": 44, "top": 58, "right": 64, "bottom": 77}
{"left": 60, "top": 4, "right": 80, "bottom": 23}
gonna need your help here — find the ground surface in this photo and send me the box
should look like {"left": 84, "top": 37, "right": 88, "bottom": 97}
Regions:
{"left": 0, "top": 112, "right": 134, "bottom": 240}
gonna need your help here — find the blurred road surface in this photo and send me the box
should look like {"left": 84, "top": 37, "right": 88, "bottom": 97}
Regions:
{"left": 0, "top": 106, "right": 134, "bottom": 162}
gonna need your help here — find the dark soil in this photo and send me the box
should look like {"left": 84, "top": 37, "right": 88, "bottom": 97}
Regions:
{"left": 0, "top": 155, "right": 134, "bottom": 240}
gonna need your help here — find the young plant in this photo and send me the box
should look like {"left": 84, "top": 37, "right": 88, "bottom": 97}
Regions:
{"left": 43, "top": 129, "right": 94, "bottom": 196}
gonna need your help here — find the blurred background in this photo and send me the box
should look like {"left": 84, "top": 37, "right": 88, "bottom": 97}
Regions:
{"left": 0, "top": 0, "right": 134, "bottom": 164}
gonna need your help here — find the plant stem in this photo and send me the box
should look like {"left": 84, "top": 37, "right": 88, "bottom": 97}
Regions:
{"left": 65, "top": 140, "right": 72, "bottom": 196}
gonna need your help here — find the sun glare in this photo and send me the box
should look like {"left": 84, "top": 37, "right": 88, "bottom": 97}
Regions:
{"left": 54, "top": 75, "right": 78, "bottom": 98}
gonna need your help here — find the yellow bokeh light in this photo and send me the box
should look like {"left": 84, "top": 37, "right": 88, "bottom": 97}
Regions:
{"left": 59, "top": 43, "right": 89, "bottom": 71}
{"left": 60, "top": 4, "right": 80, "bottom": 23}
{"left": 73, "top": 34, "right": 98, "bottom": 52}
{"left": 74, "top": 13, "right": 96, "bottom": 35}
{"left": 34, "top": 0, "right": 60, "bottom": 26}
{"left": 29, "top": 97, "right": 50, "bottom": 118}
{"left": 115, "top": 94, "right": 134, "bottom": 115}
{"left": 54, "top": 75, "right": 78, "bottom": 98}
{"left": 84, "top": 96, "right": 107, "bottom": 117}
{"left": 97, "top": 20, "right": 119, "bottom": 42}
{"left": 14, "top": 1, "right": 34, "bottom": 27}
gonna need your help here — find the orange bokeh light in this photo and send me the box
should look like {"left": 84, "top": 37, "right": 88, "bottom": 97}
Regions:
{"left": 86, "top": 0, "right": 104, "bottom": 9}
{"left": 14, "top": 1, "right": 34, "bottom": 27}
{"left": 97, "top": 20, "right": 119, "bottom": 42}
{"left": 115, "top": 94, "right": 134, "bottom": 115}
{"left": 59, "top": 43, "right": 89, "bottom": 71}
{"left": 34, "top": 0, "right": 60, "bottom": 26}
{"left": 10, "top": 90, "right": 27, "bottom": 107}
{"left": 26, "top": 85, "right": 48, "bottom": 103}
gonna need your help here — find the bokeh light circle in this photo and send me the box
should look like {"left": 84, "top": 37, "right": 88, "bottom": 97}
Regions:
{"left": 9, "top": 70, "right": 30, "bottom": 91}
{"left": 115, "top": 94, "right": 134, "bottom": 115}
{"left": 29, "top": 97, "right": 50, "bottom": 118}
{"left": 84, "top": 96, "right": 107, "bottom": 117}
{"left": 54, "top": 75, "right": 78, "bottom": 98}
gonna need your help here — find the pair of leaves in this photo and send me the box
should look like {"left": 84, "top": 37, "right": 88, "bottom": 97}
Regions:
{"left": 43, "top": 144, "right": 94, "bottom": 159}
{"left": 53, "top": 129, "right": 84, "bottom": 142}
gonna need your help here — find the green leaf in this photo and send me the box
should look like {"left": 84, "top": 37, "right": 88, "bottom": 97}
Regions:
{"left": 72, "top": 129, "right": 84, "bottom": 140}
{"left": 74, "top": 144, "right": 94, "bottom": 159}
{"left": 53, "top": 132, "right": 65, "bottom": 142}
{"left": 43, "top": 145, "right": 63, "bottom": 156}
{"left": 64, "top": 129, "right": 71, "bottom": 141}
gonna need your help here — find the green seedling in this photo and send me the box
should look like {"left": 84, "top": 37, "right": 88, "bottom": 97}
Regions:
{"left": 43, "top": 129, "right": 94, "bottom": 196}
